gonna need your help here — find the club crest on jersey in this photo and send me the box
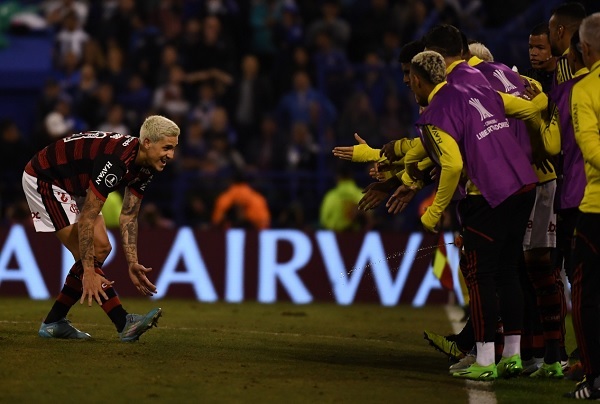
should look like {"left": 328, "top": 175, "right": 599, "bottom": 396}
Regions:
{"left": 492, "top": 69, "right": 517, "bottom": 92}
{"left": 468, "top": 98, "right": 494, "bottom": 121}
{"left": 95, "top": 161, "right": 113, "bottom": 185}
{"left": 105, "top": 173, "right": 118, "bottom": 188}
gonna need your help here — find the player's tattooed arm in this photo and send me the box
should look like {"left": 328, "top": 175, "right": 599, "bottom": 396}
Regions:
{"left": 120, "top": 187, "right": 158, "bottom": 296}
{"left": 119, "top": 187, "right": 142, "bottom": 267}
{"left": 79, "top": 191, "right": 105, "bottom": 271}
{"left": 79, "top": 190, "right": 111, "bottom": 306}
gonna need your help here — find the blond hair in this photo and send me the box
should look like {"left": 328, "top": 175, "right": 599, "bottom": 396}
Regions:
{"left": 468, "top": 42, "right": 494, "bottom": 62}
{"left": 580, "top": 13, "right": 600, "bottom": 53}
{"left": 411, "top": 51, "right": 446, "bottom": 85}
{"left": 140, "top": 115, "right": 180, "bottom": 143}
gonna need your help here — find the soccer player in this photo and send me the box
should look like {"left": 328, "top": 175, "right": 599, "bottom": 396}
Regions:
{"left": 548, "top": 2, "right": 586, "bottom": 88}
{"left": 525, "top": 23, "right": 557, "bottom": 93}
{"left": 22, "top": 115, "right": 179, "bottom": 341}
{"left": 406, "top": 50, "right": 538, "bottom": 381}
{"left": 565, "top": 12, "right": 600, "bottom": 400}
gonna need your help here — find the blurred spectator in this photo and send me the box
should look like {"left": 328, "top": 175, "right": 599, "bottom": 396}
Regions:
{"left": 272, "top": 3, "right": 304, "bottom": 53}
{"left": 72, "top": 63, "right": 99, "bottom": 124}
{"left": 348, "top": 0, "right": 402, "bottom": 62}
{"left": 43, "top": 95, "right": 85, "bottom": 142}
{"left": 379, "top": 93, "right": 413, "bottom": 142}
{"left": 272, "top": 45, "right": 315, "bottom": 97}
{"left": 337, "top": 92, "right": 381, "bottom": 145}
{"left": 275, "top": 70, "right": 336, "bottom": 133}
{"left": 312, "top": 29, "right": 352, "bottom": 108}
{"left": 54, "top": 10, "right": 89, "bottom": 64}
{"left": 205, "top": 107, "right": 238, "bottom": 146}
{"left": 232, "top": 54, "right": 274, "bottom": 152}
{"left": 319, "top": 163, "right": 372, "bottom": 231}
{"left": 102, "top": 0, "right": 138, "bottom": 52}
{"left": 87, "top": 82, "right": 116, "bottom": 128}
{"left": 180, "top": 119, "right": 212, "bottom": 172}
{"left": 0, "top": 119, "right": 35, "bottom": 217}
{"left": 306, "top": 0, "right": 351, "bottom": 51}
{"left": 81, "top": 38, "right": 107, "bottom": 75}
{"left": 34, "top": 78, "right": 62, "bottom": 148}
{"left": 43, "top": 0, "right": 89, "bottom": 29}
{"left": 156, "top": 44, "right": 182, "bottom": 87}
{"left": 99, "top": 104, "right": 130, "bottom": 134}
{"left": 185, "top": 15, "right": 235, "bottom": 97}
{"left": 249, "top": 0, "right": 277, "bottom": 69}
{"left": 354, "top": 51, "right": 394, "bottom": 114}
{"left": 212, "top": 172, "right": 271, "bottom": 230}
{"left": 287, "top": 122, "right": 319, "bottom": 171}
{"left": 188, "top": 81, "right": 219, "bottom": 130}
{"left": 153, "top": 65, "right": 190, "bottom": 121}
{"left": 138, "top": 202, "right": 176, "bottom": 229}
{"left": 379, "top": 28, "right": 402, "bottom": 67}
{"left": 102, "top": 44, "right": 130, "bottom": 95}
{"left": 117, "top": 73, "right": 153, "bottom": 126}
{"left": 53, "top": 50, "right": 81, "bottom": 97}
{"left": 244, "top": 114, "right": 288, "bottom": 171}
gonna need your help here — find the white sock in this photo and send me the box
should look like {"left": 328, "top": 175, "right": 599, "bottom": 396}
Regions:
{"left": 476, "top": 342, "right": 495, "bottom": 366}
{"left": 502, "top": 335, "right": 521, "bottom": 357}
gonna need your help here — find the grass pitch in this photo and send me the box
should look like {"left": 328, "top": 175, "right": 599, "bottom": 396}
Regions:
{"left": 0, "top": 298, "right": 580, "bottom": 403}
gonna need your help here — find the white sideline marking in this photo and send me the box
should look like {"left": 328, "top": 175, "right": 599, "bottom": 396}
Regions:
{"left": 445, "top": 306, "right": 497, "bottom": 404}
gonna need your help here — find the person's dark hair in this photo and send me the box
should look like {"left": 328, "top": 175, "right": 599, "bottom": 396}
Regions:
{"left": 530, "top": 22, "right": 550, "bottom": 37}
{"left": 398, "top": 40, "right": 425, "bottom": 64}
{"left": 551, "top": 2, "right": 586, "bottom": 28}
{"left": 570, "top": 30, "right": 584, "bottom": 64}
{"left": 422, "top": 24, "right": 463, "bottom": 58}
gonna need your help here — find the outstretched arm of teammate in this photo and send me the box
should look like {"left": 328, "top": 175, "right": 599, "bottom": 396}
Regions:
{"left": 120, "top": 187, "right": 157, "bottom": 296}
{"left": 380, "top": 137, "right": 421, "bottom": 163}
{"left": 332, "top": 133, "right": 381, "bottom": 162}
{"left": 79, "top": 191, "right": 113, "bottom": 306}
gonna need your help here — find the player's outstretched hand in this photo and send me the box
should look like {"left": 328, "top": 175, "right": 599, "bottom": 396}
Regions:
{"left": 81, "top": 270, "right": 113, "bottom": 307}
{"left": 332, "top": 133, "right": 367, "bottom": 161}
{"left": 358, "top": 182, "right": 390, "bottom": 211}
{"left": 386, "top": 184, "right": 417, "bottom": 214}
{"left": 129, "top": 263, "right": 157, "bottom": 296}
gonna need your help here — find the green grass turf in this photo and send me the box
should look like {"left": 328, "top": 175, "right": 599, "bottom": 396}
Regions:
{"left": 0, "top": 298, "right": 581, "bottom": 403}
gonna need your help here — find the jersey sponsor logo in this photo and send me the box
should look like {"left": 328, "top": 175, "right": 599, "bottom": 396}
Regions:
{"left": 105, "top": 173, "right": 118, "bottom": 188}
{"left": 110, "top": 133, "right": 124, "bottom": 139}
{"left": 63, "top": 131, "right": 108, "bottom": 142}
{"left": 95, "top": 161, "right": 113, "bottom": 185}
{"left": 492, "top": 69, "right": 517, "bottom": 92}
{"left": 468, "top": 98, "right": 494, "bottom": 121}
{"left": 31, "top": 212, "right": 41, "bottom": 219}
{"left": 122, "top": 136, "right": 134, "bottom": 147}
{"left": 69, "top": 204, "right": 79, "bottom": 214}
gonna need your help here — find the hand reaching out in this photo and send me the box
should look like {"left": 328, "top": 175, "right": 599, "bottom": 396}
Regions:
{"left": 385, "top": 184, "right": 418, "bottom": 214}
{"left": 128, "top": 263, "right": 158, "bottom": 296}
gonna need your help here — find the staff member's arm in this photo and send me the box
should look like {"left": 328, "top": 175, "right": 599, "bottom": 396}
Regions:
{"left": 410, "top": 126, "right": 462, "bottom": 233}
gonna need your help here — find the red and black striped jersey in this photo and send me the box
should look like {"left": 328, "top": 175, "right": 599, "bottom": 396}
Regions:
{"left": 24, "top": 131, "right": 154, "bottom": 201}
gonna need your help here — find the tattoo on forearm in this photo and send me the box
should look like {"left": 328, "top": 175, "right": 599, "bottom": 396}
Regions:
{"left": 79, "top": 192, "right": 104, "bottom": 269}
{"left": 120, "top": 189, "right": 141, "bottom": 266}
